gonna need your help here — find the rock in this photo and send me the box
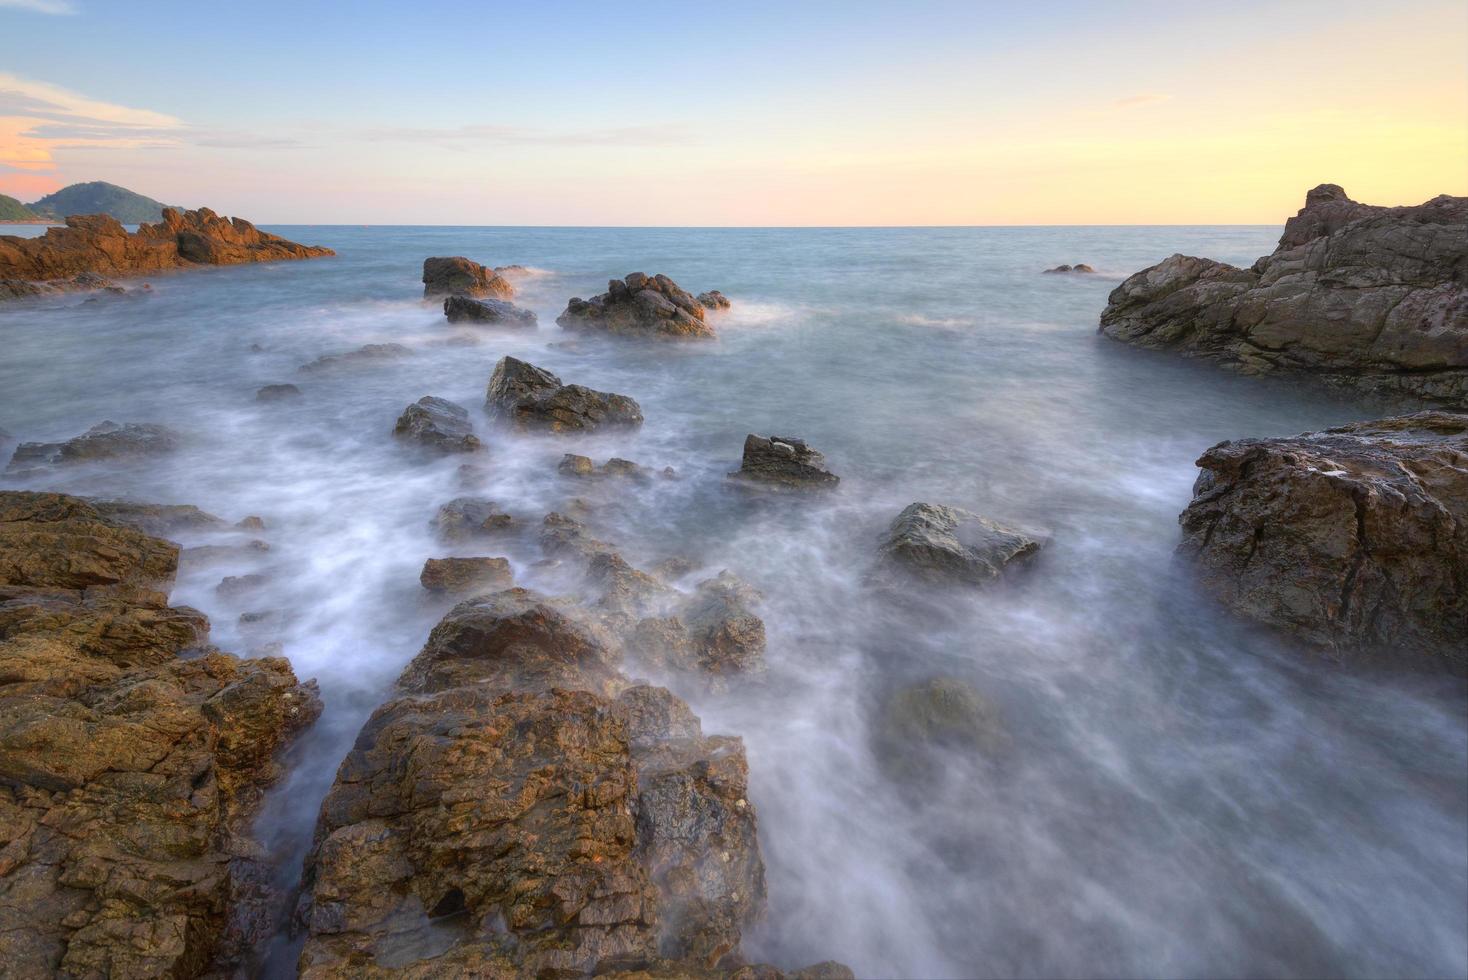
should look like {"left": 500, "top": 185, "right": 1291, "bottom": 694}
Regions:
{"left": 217, "top": 573, "right": 269, "bottom": 597}
{"left": 588, "top": 551, "right": 675, "bottom": 618}
{"left": 557, "top": 272, "right": 718, "bottom": 340}
{"left": 442, "top": 294, "right": 536, "bottom": 325}
{"left": 0, "top": 491, "right": 319, "bottom": 976}
{"left": 0, "top": 208, "right": 332, "bottom": 298}
{"left": 541, "top": 511, "right": 616, "bottom": 559}
{"left": 180, "top": 540, "right": 271, "bottom": 565}
{"left": 392, "top": 396, "right": 483, "bottom": 454}
{"left": 89, "top": 500, "right": 226, "bottom": 537}
{"left": 422, "top": 256, "right": 513, "bottom": 299}
{"left": 878, "top": 502, "right": 1042, "bottom": 586}
{"left": 256, "top": 383, "right": 301, "bottom": 402}
{"left": 419, "top": 556, "right": 514, "bottom": 595}
{"left": 559, "top": 453, "right": 671, "bottom": 482}
{"left": 431, "top": 497, "right": 515, "bottom": 541}
{"left": 632, "top": 572, "right": 767, "bottom": 685}
{"left": 1099, "top": 185, "right": 1468, "bottom": 406}
{"left": 485, "top": 355, "right": 644, "bottom": 433}
{"left": 237, "top": 515, "right": 266, "bottom": 531}
{"left": 1178, "top": 411, "right": 1468, "bottom": 672}
{"left": 729, "top": 434, "right": 839, "bottom": 491}
{"left": 1043, "top": 263, "right": 1095, "bottom": 274}
{"left": 298, "top": 343, "right": 411, "bottom": 374}
{"left": 875, "top": 677, "right": 1006, "bottom": 783}
{"left": 697, "top": 290, "right": 732, "bottom": 311}
{"left": 8, "top": 421, "right": 181, "bottom": 470}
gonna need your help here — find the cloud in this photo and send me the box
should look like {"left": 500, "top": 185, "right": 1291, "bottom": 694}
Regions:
{"left": 1111, "top": 93, "right": 1171, "bottom": 109}
{"left": 0, "top": 73, "right": 183, "bottom": 175}
{"left": 0, "top": 0, "right": 77, "bottom": 13}
{"left": 0, "top": 73, "right": 181, "bottom": 129}
{"left": 361, "top": 122, "right": 696, "bottom": 148}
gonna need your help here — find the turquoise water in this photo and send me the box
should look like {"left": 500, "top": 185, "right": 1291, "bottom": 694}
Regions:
{"left": 1, "top": 224, "right": 1464, "bottom": 978}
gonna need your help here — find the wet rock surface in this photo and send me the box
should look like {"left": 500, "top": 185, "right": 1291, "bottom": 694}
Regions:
{"left": 0, "top": 208, "right": 332, "bottom": 296}
{"left": 697, "top": 289, "right": 732, "bottom": 311}
{"left": 1178, "top": 411, "right": 1468, "bottom": 673}
{"left": 878, "top": 502, "right": 1043, "bottom": 586}
{"left": 631, "top": 572, "right": 767, "bottom": 687}
{"left": 7, "top": 420, "right": 182, "bottom": 470}
{"left": 1043, "top": 263, "right": 1095, "bottom": 274}
{"left": 486, "top": 355, "right": 644, "bottom": 433}
{"left": 729, "top": 434, "right": 839, "bottom": 491}
{"left": 558, "top": 272, "right": 719, "bottom": 340}
{"left": 0, "top": 490, "right": 320, "bottom": 976}
{"left": 418, "top": 555, "right": 514, "bottom": 594}
{"left": 299, "top": 343, "right": 412, "bottom": 374}
{"left": 560, "top": 453, "right": 674, "bottom": 482}
{"left": 442, "top": 293, "right": 536, "bottom": 325}
{"left": 391, "top": 396, "right": 482, "bottom": 454}
{"left": 874, "top": 677, "right": 1006, "bottom": 783}
{"left": 1100, "top": 185, "right": 1468, "bottom": 405}
{"left": 431, "top": 496, "right": 516, "bottom": 541}
{"left": 421, "top": 256, "right": 514, "bottom": 299}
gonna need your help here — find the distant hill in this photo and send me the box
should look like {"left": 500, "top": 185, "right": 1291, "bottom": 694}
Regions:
{"left": 28, "top": 181, "right": 183, "bottom": 223}
{"left": 0, "top": 193, "right": 42, "bottom": 221}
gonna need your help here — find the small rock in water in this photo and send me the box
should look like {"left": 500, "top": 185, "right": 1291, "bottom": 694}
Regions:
{"left": 91, "top": 500, "right": 225, "bottom": 536}
{"left": 557, "top": 271, "right": 718, "bottom": 340}
{"left": 298, "top": 343, "right": 411, "bottom": 373}
{"left": 697, "top": 289, "right": 732, "bottom": 310}
{"left": 8, "top": 421, "right": 182, "bottom": 470}
{"left": 485, "top": 355, "right": 643, "bottom": 433}
{"left": 216, "top": 572, "right": 269, "bottom": 596}
{"left": 392, "top": 395, "right": 483, "bottom": 454}
{"left": 256, "top": 383, "right": 301, "bottom": 401}
{"left": 422, "top": 255, "right": 514, "bottom": 299}
{"left": 443, "top": 294, "right": 537, "bottom": 326}
{"left": 1043, "top": 263, "right": 1095, "bottom": 274}
{"left": 729, "top": 433, "right": 839, "bottom": 491}
{"left": 557, "top": 453, "right": 672, "bottom": 482}
{"left": 432, "top": 496, "right": 515, "bottom": 541}
{"left": 874, "top": 677, "right": 1006, "bottom": 783}
{"left": 419, "top": 556, "right": 514, "bottom": 594}
{"left": 878, "top": 502, "right": 1042, "bottom": 587}
{"left": 237, "top": 515, "right": 266, "bottom": 531}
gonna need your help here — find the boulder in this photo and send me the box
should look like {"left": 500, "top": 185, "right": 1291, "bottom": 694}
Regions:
{"left": 8, "top": 421, "right": 181, "bottom": 470}
{"left": 0, "top": 208, "right": 331, "bottom": 297}
{"left": 878, "top": 502, "right": 1043, "bottom": 586}
{"left": 1178, "top": 411, "right": 1468, "bottom": 672}
{"left": 557, "top": 272, "right": 718, "bottom": 340}
{"left": 874, "top": 677, "right": 1006, "bottom": 783}
{"left": 485, "top": 355, "right": 643, "bottom": 433}
{"left": 392, "top": 396, "right": 482, "bottom": 454}
{"left": 442, "top": 294, "right": 536, "bottom": 326}
{"left": 431, "top": 497, "right": 515, "bottom": 541}
{"left": 697, "top": 289, "right": 732, "bottom": 311}
{"left": 256, "top": 383, "right": 301, "bottom": 402}
{"left": 298, "top": 343, "right": 411, "bottom": 373}
{"left": 729, "top": 434, "right": 839, "bottom": 491}
{"left": 0, "top": 491, "right": 320, "bottom": 976}
{"left": 421, "top": 256, "right": 513, "bottom": 299}
{"left": 631, "top": 572, "right": 767, "bottom": 685}
{"left": 419, "top": 556, "right": 514, "bottom": 595}
{"left": 1099, "top": 185, "right": 1468, "bottom": 406}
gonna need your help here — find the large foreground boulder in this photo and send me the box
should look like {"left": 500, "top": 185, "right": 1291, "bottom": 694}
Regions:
{"left": 391, "top": 396, "right": 482, "bottom": 454}
{"left": 878, "top": 502, "right": 1043, "bottom": 586}
{"left": 1099, "top": 185, "right": 1468, "bottom": 406}
{"left": 485, "top": 355, "right": 644, "bottom": 433}
{"left": 0, "top": 491, "right": 320, "bottom": 976}
{"left": 558, "top": 272, "right": 718, "bottom": 340}
{"left": 422, "top": 256, "right": 513, "bottom": 299}
{"left": 729, "top": 434, "right": 839, "bottom": 491}
{"left": 442, "top": 294, "right": 536, "bottom": 325}
{"left": 1178, "top": 412, "right": 1468, "bottom": 672}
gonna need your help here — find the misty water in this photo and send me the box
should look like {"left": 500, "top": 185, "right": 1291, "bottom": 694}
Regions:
{"left": 1, "top": 224, "right": 1464, "bottom": 979}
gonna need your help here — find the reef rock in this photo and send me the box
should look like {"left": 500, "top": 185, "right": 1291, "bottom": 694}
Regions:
{"left": 1100, "top": 185, "right": 1468, "bottom": 405}
{"left": 7, "top": 421, "right": 181, "bottom": 470}
{"left": 729, "top": 434, "right": 839, "bottom": 491}
{"left": 298, "top": 343, "right": 411, "bottom": 373}
{"left": 431, "top": 497, "right": 515, "bottom": 541}
{"left": 392, "top": 396, "right": 482, "bottom": 454}
{"left": 878, "top": 502, "right": 1043, "bottom": 587}
{"left": 0, "top": 491, "right": 320, "bottom": 976}
{"left": 1178, "top": 411, "right": 1468, "bottom": 673}
{"left": 0, "top": 208, "right": 331, "bottom": 296}
{"left": 442, "top": 294, "right": 537, "bottom": 326}
{"left": 558, "top": 272, "right": 718, "bottom": 340}
{"left": 485, "top": 355, "right": 644, "bottom": 433}
{"left": 421, "top": 256, "right": 514, "bottom": 299}
{"left": 418, "top": 556, "right": 514, "bottom": 595}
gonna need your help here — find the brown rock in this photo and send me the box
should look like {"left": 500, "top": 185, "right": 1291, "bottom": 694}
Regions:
{"left": 422, "top": 256, "right": 513, "bottom": 299}
{"left": 697, "top": 290, "right": 732, "bottom": 311}
{"left": 558, "top": 272, "right": 718, "bottom": 340}
{"left": 729, "top": 434, "right": 839, "bottom": 491}
{"left": 8, "top": 421, "right": 181, "bottom": 470}
{"left": 431, "top": 497, "right": 515, "bottom": 541}
{"left": 418, "top": 556, "right": 513, "bottom": 595}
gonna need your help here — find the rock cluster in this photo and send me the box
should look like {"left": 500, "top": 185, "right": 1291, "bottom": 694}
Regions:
{"left": 1043, "top": 263, "right": 1095, "bottom": 274}
{"left": 391, "top": 396, "right": 482, "bottom": 454}
{"left": 0, "top": 208, "right": 332, "bottom": 297}
{"left": 1099, "top": 185, "right": 1468, "bottom": 406}
{"left": 7, "top": 420, "right": 181, "bottom": 470}
{"left": 878, "top": 502, "right": 1043, "bottom": 587}
{"left": 442, "top": 294, "right": 536, "bottom": 325}
{"left": 558, "top": 272, "right": 719, "bottom": 340}
{"left": 729, "top": 434, "right": 839, "bottom": 491}
{"left": 486, "top": 355, "right": 644, "bottom": 432}
{"left": 1178, "top": 411, "right": 1468, "bottom": 673}
{"left": 421, "top": 256, "right": 513, "bottom": 299}
{"left": 0, "top": 491, "right": 320, "bottom": 976}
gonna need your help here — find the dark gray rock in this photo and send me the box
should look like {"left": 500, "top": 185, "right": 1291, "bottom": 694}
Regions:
{"left": 443, "top": 294, "right": 536, "bottom": 326}
{"left": 431, "top": 497, "right": 515, "bottom": 541}
{"left": 878, "top": 502, "right": 1042, "bottom": 586}
{"left": 298, "top": 343, "right": 411, "bottom": 373}
{"left": 392, "top": 396, "right": 482, "bottom": 454}
{"left": 1043, "top": 264, "right": 1095, "bottom": 274}
{"left": 485, "top": 356, "right": 643, "bottom": 433}
{"left": 557, "top": 272, "right": 717, "bottom": 340}
{"left": 256, "top": 383, "right": 301, "bottom": 402}
{"left": 729, "top": 434, "right": 838, "bottom": 491}
{"left": 8, "top": 421, "right": 181, "bottom": 470}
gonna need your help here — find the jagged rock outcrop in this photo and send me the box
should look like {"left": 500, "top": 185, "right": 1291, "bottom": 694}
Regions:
{"left": 878, "top": 502, "right": 1043, "bottom": 587}
{"left": 0, "top": 208, "right": 332, "bottom": 297}
{"left": 0, "top": 491, "right": 320, "bottom": 976}
{"left": 418, "top": 556, "right": 513, "bottom": 594}
{"left": 1178, "top": 411, "right": 1468, "bottom": 673}
{"left": 1099, "top": 185, "right": 1468, "bottom": 405}
{"left": 391, "top": 396, "right": 482, "bottom": 454}
{"left": 729, "top": 434, "right": 839, "bottom": 491}
{"left": 442, "top": 294, "right": 536, "bottom": 326}
{"left": 299, "top": 343, "right": 411, "bottom": 373}
{"left": 485, "top": 355, "right": 644, "bottom": 433}
{"left": 7, "top": 420, "right": 181, "bottom": 471}
{"left": 421, "top": 256, "right": 513, "bottom": 299}
{"left": 296, "top": 587, "right": 778, "bottom": 976}
{"left": 558, "top": 272, "right": 719, "bottom": 340}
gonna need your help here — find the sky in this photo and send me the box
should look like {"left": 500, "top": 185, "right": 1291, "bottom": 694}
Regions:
{"left": 0, "top": 0, "right": 1464, "bottom": 225}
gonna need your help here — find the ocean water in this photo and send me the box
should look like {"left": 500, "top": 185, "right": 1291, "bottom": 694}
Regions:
{"left": 1, "top": 224, "right": 1464, "bottom": 979}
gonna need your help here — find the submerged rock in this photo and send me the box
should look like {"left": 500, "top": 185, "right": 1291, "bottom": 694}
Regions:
{"left": 878, "top": 502, "right": 1043, "bottom": 586}
{"left": 1099, "top": 185, "right": 1468, "bottom": 406}
{"left": 256, "top": 382, "right": 302, "bottom": 402}
{"left": 90, "top": 499, "right": 226, "bottom": 537}
{"left": 419, "top": 556, "right": 514, "bottom": 594}
{"left": 422, "top": 255, "right": 514, "bottom": 299}
{"left": 442, "top": 294, "right": 536, "bottom": 326}
{"left": 1179, "top": 411, "right": 1468, "bottom": 673}
{"left": 875, "top": 677, "right": 1006, "bottom": 783}
{"left": 7, "top": 420, "right": 181, "bottom": 470}
{"left": 729, "top": 434, "right": 839, "bottom": 491}
{"left": 392, "top": 395, "right": 482, "bottom": 454}
{"left": 540, "top": 511, "right": 616, "bottom": 560}
{"left": 631, "top": 571, "right": 767, "bottom": 685}
{"left": 431, "top": 497, "right": 515, "bottom": 541}
{"left": 557, "top": 272, "right": 718, "bottom": 340}
{"left": 0, "top": 491, "right": 319, "bottom": 976}
{"left": 559, "top": 453, "right": 674, "bottom": 482}
{"left": 485, "top": 355, "right": 644, "bottom": 433}
{"left": 298, "top": 343, "right": 411, "bottom": 373}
